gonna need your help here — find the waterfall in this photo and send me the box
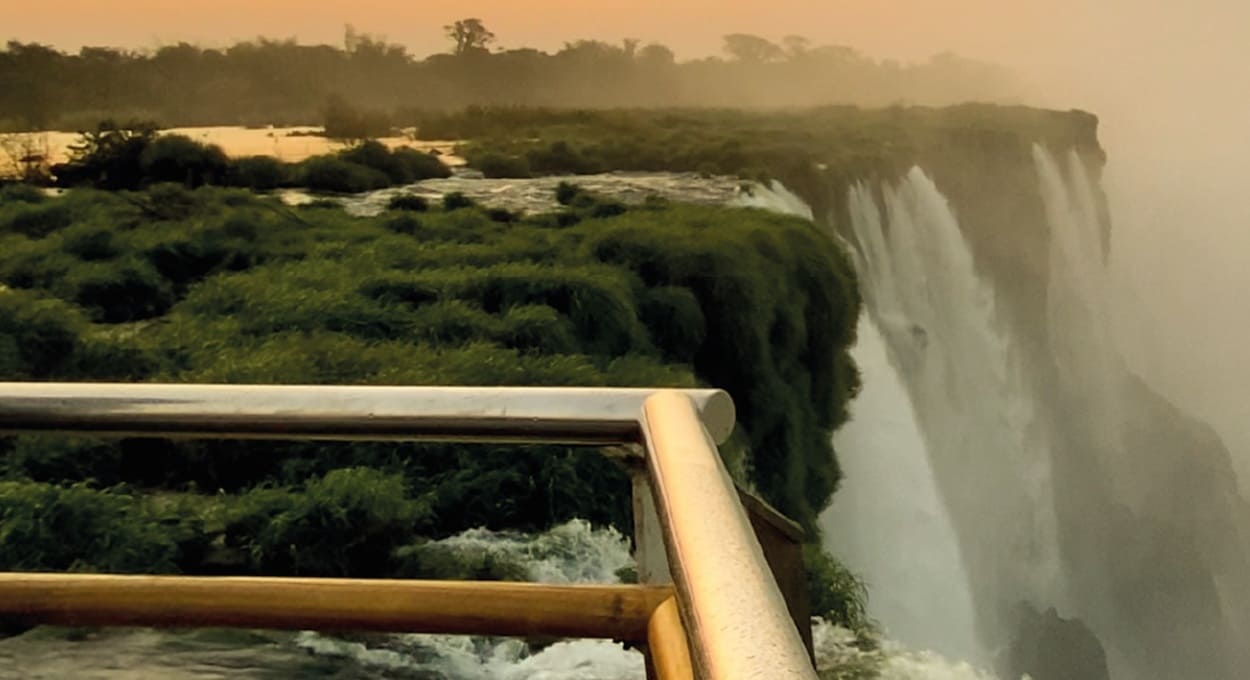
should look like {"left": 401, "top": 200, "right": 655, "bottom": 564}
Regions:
{"left": 837, "top": 149, "right": 1250, "bottom": 680}
{"left": 743, "top": 180, "right": 996, "bottom": 673}
{"left": 823, "top": 317, "right": 985, "bottom": 665}
{"left": 844, "top": 169, "right": 1067, "bottom": 647}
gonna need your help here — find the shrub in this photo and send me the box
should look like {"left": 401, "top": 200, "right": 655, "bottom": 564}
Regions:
{"left": 386, "top": 194, "right": 429, "bottom": 212}
{"left": 391, "top": 147, "right": 452, "bottom": 180}
{"left": 225, "top": 468, "right": 427, "bottom": 577}
{"left": 296, "top": 156, "right": 390, "bottom": 194}
{"left": 60, "top": 224, "right": 119, "bottom": 261}
{"left": 139, "top": 135, "right": 229, "bottom": 187}
{"left": 1, "top": 435, "right": 122, "bottom": 486}
{"left": 441, "top": 191, "right": 475, "bottom": 210}
{"left": 526, "top": 140, "right": 604, "bottom": 174}
{"left": 0, "top": 481, "right": 178, "bottom": 573}
{"left": 496, "top": 304, "right": 579, "bottom": 354}
{"left": 68, "top": 258, "right": 174, "bottom": 323}
{"left": 338, "top": 140, "right": 411, "bottom": 184}
{"left": 475, "top": 152, "right": 531, "bottom": 179}
{"left": 639, "top": 286, "right": 706, "bottom": 362}
{"left": 485, "top": 207, "right": 517, "bottom": 223}
{"left": 54, "top": 120, "right": 158, "bottom": 190}
{"left": 804, "top": 545, "right": 873, "bottom": 634}
{"left": 0, "top": 289, "right": 86, "bottom": 377}
{"left": 229, "top": 156, "right": 287, "bottom": 190}
{"left": 0, "top": 183, "right": 46, "bottom": 204}
{"left": 2, "top": 201, "right": 74, "bottom": 237}
{"left": 554, "top": 181, "right": 581, "bottom": 205}
{"left": 145, "top": 182, "right": 201, "bottom": 220}
{"left": 384, "top": 213, "right": 422, "bottom": 235}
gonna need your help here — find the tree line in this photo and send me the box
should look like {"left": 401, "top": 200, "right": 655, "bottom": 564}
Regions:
{"left": 0, "top": 21, "right": 1018, "bottom": 131}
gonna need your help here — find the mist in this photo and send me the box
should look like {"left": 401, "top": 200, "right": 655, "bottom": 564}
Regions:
{"left": 1009, "top": 1, "right": 1250, "bottom": 479}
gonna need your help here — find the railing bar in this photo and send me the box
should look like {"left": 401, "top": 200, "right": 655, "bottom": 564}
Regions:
{"left": 0, "top": 383, "right": 736, "bottom": 445}
{"left": 641, "top": 391, "right": 817, "bottom": 680}
{"left": 0, "top": 573, "right": 673, "bottom": 642}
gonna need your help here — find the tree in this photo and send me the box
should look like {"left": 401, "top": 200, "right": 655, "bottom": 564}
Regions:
{"left": 444, "top": 18, "right": 496, "bottom": 56}
{"left": 782, "top": 35, "right": 811, "bottom": 59}
{"left": 637, "top": 43, "right": 676, "bottom": 67}
{"left": 722, "top": 34, "right": 783, "bottom": 63}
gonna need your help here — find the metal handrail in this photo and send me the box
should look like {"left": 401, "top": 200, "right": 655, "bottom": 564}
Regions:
{"left": 0, "top": 383, "right": 735, "bottom": 445}
{"left": 642, "top": 391, "right": 817, "bottom": 680}
{"left": 0, "top": 383, "right": 815, "bottom": 680}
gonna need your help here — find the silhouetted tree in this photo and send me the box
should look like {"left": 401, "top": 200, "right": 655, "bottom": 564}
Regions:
{"left": 723, "top": 34, "right": 784, "bottom": 63}
{"left": 444, "top": 19, "right": 495, "bottom": 56}
{"left": 782, "top": 35, "right": 811, "bottom": 59}
{"left": 637, "top": 43, "right": 676, "bottom": 67}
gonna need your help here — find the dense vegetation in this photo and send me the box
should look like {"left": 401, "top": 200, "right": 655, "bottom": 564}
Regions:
{"left": 0, "top": 26, "right": 1016, "bottom": 131}
{"left": 25, "top": 120, "right": 450, "bottom": 192}
{"left": 420, "top": 104, "right": 1100, "bottom": 198}
{"left": 0, "top": 180, "right": 861, "bottom": 620}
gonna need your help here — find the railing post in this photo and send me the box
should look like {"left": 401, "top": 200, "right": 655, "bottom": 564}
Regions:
{"left": 632, "top": 464, "right": 673, "bottom": 586}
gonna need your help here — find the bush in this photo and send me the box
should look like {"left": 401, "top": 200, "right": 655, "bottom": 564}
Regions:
{"left": 554, "top": 181, "right": 581, "bottom": 205}
{"left": 229, "top": 156, "right": 287, "bottom": 190}
{"left": 68, "top": 258, "right": 174, "bottom": 323}
{"left": 338, "top": 140, "right": 412, "bottom": 184}
{"left": 53, "top": 120, "right": 158, "bottom": 190}
{"left": 441, "top": 191, "right": 475, "bottom": 210}
{"left": 0, "top": 436, "right": 122, "bottom": 486}
{"left": 804, "top": 544, "right": 873, "bottom": 634}
{"left": 296, "top": 156, "right": 390, "bottom": 194}
{"left": 0, "top": 481, "right": 178, "bottom": 573}
{"left": 0, "top": 183, "right": 46, "bottom": 204}
{"left": 639, "top": 286, "right": 706, "bottom": 362}
{"left": 485, "top": 207, "right": 517, "bottom": 223}
{"left": 392, "top": 147, "right": 452, "bottom": 180}
{"left": 139, "top": 135, "right": 229, "bottom": 187}
{"left": 386, "top": 194, "right": 429, "bottom": 212}
{"left": 2, "top": 201, "right": 74, "bottom": 237}
{"left": 475, "top": 153, "right": 531, "bottom": 179}
{"left": 0, "top": 289, "right": 86, "bottom": 377}
{"left": 225, "top": 468, "right": 427, "bottom": 577}
{"left": 384, "top": 213, "right": 422, "bottom": 235}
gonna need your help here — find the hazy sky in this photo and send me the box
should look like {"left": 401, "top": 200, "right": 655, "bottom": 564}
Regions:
{"left": 7, "top": 1, "right": 1249, "bottom": 459}
{"left": 9, "top": 1, "right": 1059, "bottom": 63}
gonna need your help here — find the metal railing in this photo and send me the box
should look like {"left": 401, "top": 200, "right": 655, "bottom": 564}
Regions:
{"left": 0, "top": 383, "right": 817, "bottom": 680}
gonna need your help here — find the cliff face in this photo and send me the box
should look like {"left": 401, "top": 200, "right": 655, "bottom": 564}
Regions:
{"left": 806, "top": 110, "right": 1249, "bottom": 680}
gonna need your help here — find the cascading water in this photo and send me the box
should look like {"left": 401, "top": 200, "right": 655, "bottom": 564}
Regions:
{"left": 832, "top": 148, "right": 1250, "bottom": 680}
{"left": 743, "top": 181, "right": 1001, "bottom": 678}
{"left": 822, "top": 318, "right": 985, "bottom": 666}
{"left": 841, "top": 168, "right": 1066, "bottom": 665}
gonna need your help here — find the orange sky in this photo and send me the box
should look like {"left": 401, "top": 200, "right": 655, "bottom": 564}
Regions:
{"left": 8, "top": 1, "right": 1058, "bottom": 64}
